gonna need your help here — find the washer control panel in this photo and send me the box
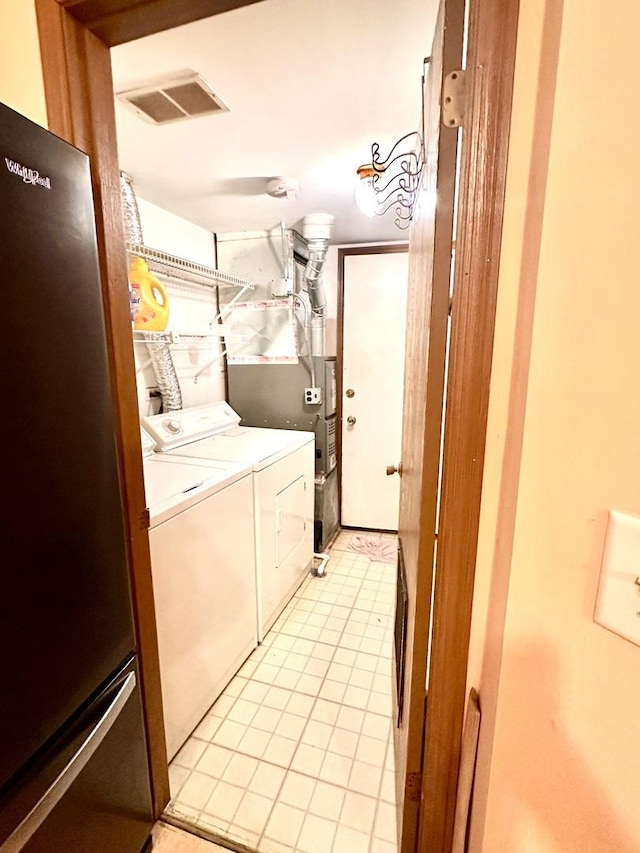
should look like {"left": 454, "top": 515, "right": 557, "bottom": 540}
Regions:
{"left": 143, "top": 402, "right": 241, "bottom": 451}
{"left": 163, "top": 419, "right": 183, "bottom": 435}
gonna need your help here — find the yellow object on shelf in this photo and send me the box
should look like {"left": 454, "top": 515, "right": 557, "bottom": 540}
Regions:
{"left": 129, "top": 257, "right": 170, "bottom": 331}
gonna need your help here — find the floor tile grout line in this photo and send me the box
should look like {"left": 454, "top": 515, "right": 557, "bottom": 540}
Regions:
{"left": 293, "top": 541, "right": 396, "bottom": 851}
{"left": 177, "top": 723, "right": 390, "bottom": 789}
{"left": 198, "top": 548, "right": 370, "bottom": 847}
{"left": 286, "top": 553, "right": 392, "bottom": 786}
{"left": 280, "top": 549, "right": 393, "bottom": 850}
{"left": 257, "top": 556, "right": 372, "bottom": 797}
{"left": 253, "top": 546, "right": 379, "bottom": 848}
{"left": 253, "top": 754, "right": 297, "bottom": 852}
{"left": 367, "top": 730, "right": 394, "bottom": 853}
{"left": 167, "top": 532, "right": 398, "bottom": 852}
{"left": 263, "top": 554, "right": 392, "bottom": 752}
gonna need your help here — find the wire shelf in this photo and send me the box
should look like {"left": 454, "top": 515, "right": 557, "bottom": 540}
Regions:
{"left": 132, "top": 329, "right": 249, "bottom": 345}
{"left": 126, "top": 242, "right": 256, "bottom": 290}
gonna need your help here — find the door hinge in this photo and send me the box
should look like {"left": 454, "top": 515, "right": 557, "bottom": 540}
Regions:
{"left": 406, "top": 771, "right": 423, "bottom": 802}
{"left": 442, "top": 69, "right": 467, "bottom": 128}
{"left": 140, "top": 508, "right": 150, "bottom": 531}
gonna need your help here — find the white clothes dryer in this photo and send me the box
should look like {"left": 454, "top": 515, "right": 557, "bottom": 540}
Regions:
{"left": 143, "top": 404, "right": 314, "bottom": 641}
{"left": 141, "top": 430, "right": 256, "bottom": 759}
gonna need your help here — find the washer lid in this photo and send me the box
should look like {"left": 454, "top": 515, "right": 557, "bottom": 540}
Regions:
{"left": 142, "top": 402, "right": 241, "bottom": 451}
{"left": 165, "top": 426, "right": 314, "bottom": 471}
{"left": 143, "top": 455, "right": 249, "bottom": 526}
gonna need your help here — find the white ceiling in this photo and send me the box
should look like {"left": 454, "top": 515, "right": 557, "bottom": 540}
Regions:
{"left": 111, "top": 0, "right": 437, "bottom": 245}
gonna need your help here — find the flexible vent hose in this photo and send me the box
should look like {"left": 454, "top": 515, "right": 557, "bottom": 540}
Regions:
{"left": 120, "top": 172, "right": 143, "bottom": 245}
{"left": 144, "top": 335, "right": 184, "bottom": 412}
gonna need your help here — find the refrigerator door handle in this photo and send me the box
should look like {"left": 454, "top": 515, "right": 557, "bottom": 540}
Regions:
{"left": 0, "top": 672, "right": 136, "bottom": 853}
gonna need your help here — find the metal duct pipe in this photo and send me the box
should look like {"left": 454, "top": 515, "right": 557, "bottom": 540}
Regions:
{"left": 301, "top": 214, "right": 334, "bottom": 359}
{"left": 303, "top": 241, "right": 328, "bottom": 356}
{"left": 303, "top": 239, "right": 329, "bottom": 316}
{"left": 120, "top": 172, "right": 182, "bottom": 412}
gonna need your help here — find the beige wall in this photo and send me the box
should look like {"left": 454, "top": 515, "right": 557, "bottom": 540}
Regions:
{"left": 0, "top": 2, "right": 46, "bottom": 127}
{"left": 469, "top": 0, "right": 640, "bottom": 850}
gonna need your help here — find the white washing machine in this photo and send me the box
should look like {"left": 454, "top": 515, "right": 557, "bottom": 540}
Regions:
{"left": 143, "top": 403, "right": 314, "bottom": 641}
{"left": 141, "top": 430, "right": 256, "bottom": 760}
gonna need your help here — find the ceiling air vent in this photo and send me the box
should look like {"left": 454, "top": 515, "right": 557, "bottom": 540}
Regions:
{"left": 117, "top": 71, "right": 229, "bottom": 125}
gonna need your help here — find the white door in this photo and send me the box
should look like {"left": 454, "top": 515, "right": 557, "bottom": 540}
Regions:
{"left": 341, "top": 248, "right": 409, "bottom": 530}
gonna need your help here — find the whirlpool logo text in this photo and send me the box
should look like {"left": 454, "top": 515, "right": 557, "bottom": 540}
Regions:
{"left": 4, "top": 158, "right": 51, "bottom": 189}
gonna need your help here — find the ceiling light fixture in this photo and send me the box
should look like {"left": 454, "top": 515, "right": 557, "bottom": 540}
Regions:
{"left": 354, "top": 165, "right": 379, "bottom": 218}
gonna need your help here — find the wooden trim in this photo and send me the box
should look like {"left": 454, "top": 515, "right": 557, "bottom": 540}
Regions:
{"left": 336, "top": 251, "right": 345, "bottom": 521}
{"left": 452, "top": 689, "right": 481, "bottom": 853}
{"left": 336, "top": 244, "right": 409, "bottom": 526}
{"left": 35, "top": 0, "right": 169, "bottom": 816}
{"left": 419, "top": 0, "right": 521, "bottom": 849}
{"left": 397, "top": 0, "right": 465, "bottom": 845}
{"left": 339, "top": 244, "right": 409, "bottom": 258}
{"left": 34, "top": 0, "right": 275, "bottom": 821}
{"left": 58, "top": 0, "right": 266, "bottom": 46}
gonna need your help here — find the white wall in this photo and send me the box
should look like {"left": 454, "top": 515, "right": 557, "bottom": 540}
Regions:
{"left": 469, "top": 0, "right": 640, "bottom": 849}
{"left": 0, "top": 3, "right": 47, "bottom": 128}
{"left": 133, "top": 198, "right": 226, "bottom": 413}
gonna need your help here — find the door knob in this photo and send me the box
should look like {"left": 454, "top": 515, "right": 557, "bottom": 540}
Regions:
{"left": 346, "top": 388, "right": 355, "bottom": 398}
{"left": 347, "top": 416, "right": 357, "bottom": 426}
{"left": 386, "top": 463, "right": 403, "bottom": 476}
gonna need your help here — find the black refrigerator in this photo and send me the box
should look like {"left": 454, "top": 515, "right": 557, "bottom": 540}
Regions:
{"left": 0, "top": 104, "right": 153, "bottom": 851}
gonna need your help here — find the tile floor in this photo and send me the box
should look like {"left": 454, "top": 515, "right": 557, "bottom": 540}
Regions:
{"left": 166, "top": 529, "right": 398, "bottom": 853}
{"left": 153, "top": 822, "right": 228, "bottom": 852}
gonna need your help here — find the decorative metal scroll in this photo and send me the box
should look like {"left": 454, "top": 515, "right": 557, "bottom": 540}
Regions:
{"left": 371, "top": 131, "right": 424, "bottom": 230}
{"left": 369, "top": 57, "right": 430, "bottom": 230}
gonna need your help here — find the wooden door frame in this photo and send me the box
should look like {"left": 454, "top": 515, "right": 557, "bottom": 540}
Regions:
{"left": 54, "top": 0, "right": 265, "bottom": 46}
{"left": 33, "top": 0, "right": 269, "bottom": 819}
{"left": 336, "top": 244, "right": 408, "bottom": 529}
{"left": 30, "top": 0, "right": 521, "bottom": 842}
{"left": 418, "top": 0, "right": 520, "bottom": 849}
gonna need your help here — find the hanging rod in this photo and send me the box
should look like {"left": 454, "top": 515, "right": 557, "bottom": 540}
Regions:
{"left": 126, "top": 242, "right": 256, "bottom": 291}
{"left": 194, "top": 350, "right": 228, "bottom": 383}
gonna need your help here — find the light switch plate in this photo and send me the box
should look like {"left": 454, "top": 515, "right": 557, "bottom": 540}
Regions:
{"left": 594, "top": 510, "right": 640, "bottom": 647}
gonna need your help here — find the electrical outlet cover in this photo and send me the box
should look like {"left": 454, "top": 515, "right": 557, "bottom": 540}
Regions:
{"left": 594, "top": 510, "right": 640, "bottom": 647}
{"left": 304, "top": 387, "right": 322, "bottom": 405}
